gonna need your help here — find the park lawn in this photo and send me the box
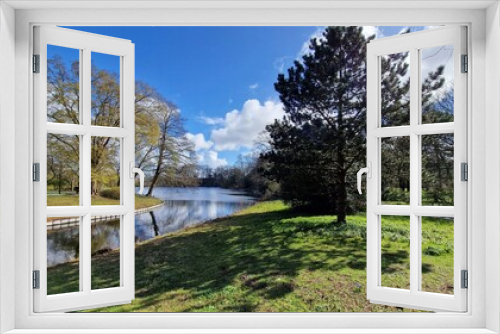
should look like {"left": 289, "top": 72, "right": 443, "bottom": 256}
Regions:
{"left": 47, "top": 194, "right": 163, "bottom": 209}
{"left": 47, "top": 201, "right": 454, "bottom": 312}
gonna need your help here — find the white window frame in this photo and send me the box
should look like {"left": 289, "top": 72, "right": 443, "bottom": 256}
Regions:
{"left": 1, "top": 1, "right": 499, "bottom": 333}
{"left": 33, "top": 26, "right": 136, "bottom": 313}
{"left": 365, "top": 26, "right": 467, "bottom": 312}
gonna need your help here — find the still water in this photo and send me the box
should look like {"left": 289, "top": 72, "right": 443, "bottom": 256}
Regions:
{"left": 47, "top": 187, "right": 255, "bottom": 267}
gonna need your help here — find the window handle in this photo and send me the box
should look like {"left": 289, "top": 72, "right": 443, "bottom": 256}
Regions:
{"left": 130, "top": 162, "right": 145, "bottom": 195}
{"left": 357, "top": 162, "right": 371, "bottom": 195}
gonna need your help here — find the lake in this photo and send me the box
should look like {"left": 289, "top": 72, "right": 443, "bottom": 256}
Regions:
{"left": 47, "top": 187, "right": 255, "bottom": 267}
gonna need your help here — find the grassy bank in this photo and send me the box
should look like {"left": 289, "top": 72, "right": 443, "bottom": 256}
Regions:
{"left": 47, "top": 201, "right": 453, "bottom": 312}
{"left": 47, "top": 194, "right": 163, "bottom": 209}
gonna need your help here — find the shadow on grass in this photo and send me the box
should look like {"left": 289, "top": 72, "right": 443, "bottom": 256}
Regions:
{"left": 48, "top": 205, "right": 415, "bottom": 312}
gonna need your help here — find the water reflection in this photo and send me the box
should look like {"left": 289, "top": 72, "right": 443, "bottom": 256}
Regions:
{"left": 134, "top": 200, "right": 251, "bottom": 242}
{"left": 47, "top": 227, "right": 80, "bottom": 267}
{"left": 47, "top": 187, "right": 254, "bottom": 267}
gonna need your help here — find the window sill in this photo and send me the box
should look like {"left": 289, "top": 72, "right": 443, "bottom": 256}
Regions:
{"left": 4, "top": 329, "right": 498, "bottom": 334}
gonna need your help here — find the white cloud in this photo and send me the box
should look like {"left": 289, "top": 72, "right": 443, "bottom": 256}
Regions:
{"left": 362, "top": 26, "right": 383, "bottom": 39}
{"left": 197, "top": 116, "right": 225, "bottom": 126}
{"left": 249, "top": 83, "right": 259, "bottom": 90}
{"left": 196, "top": 150, "right": 228, "bottom": 169}
{"left": 299, "top": 27, "right": 326, "bottom": 57}
{"left": 398, "top": 26, "right": 411, "bottom": 35}
{"left": 185, "top": 133, "right": 214, "bottom": 151}
{"left": 210, "top": 99, "right": 285, "bottom": 151}
{"left": 274, "top": 56, "right": 289, "bottom": 73}
{"left": 424, "top": 26, "right": 442, "bottom": 30}
{"left": 421, "top": 44, "right": 454, "bottom": 99}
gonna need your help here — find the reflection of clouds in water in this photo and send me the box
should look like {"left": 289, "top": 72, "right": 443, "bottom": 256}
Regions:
{"left": 47, "top": 240, "right": 78, "bottom": 267}
{"left": 135, "top": 200, "right": 249, "bottom": 240}
{"left": 48, "top": 219, "right": 121, "bottom": 267}
{"left": 143, "top": 187, "right": 255, "bottom": 203}
{"left": 207, "top": 201, "right": 218, "bottom": 219}
{"left": 47, "top": 227, "right": 79, "bottom": 267}
{"left": 91, "top": 220, "right": 120, "bottom": 252}
{"left": 48, "top": 188, "right": 255, "bottom": 266}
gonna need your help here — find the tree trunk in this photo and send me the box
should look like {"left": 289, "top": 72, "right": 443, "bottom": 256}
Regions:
{"left": 150, "top": 211, "right": 159, "bottom": 236}
{"left": 58, "top": 165, "right": 62, "bottom": 195}
{"left": 336, "top": 84, "right": 347, "bottom": 225}
{"left": 336, "top": 170, "right": 348, "bottom": 225}
{"left": 146, "top": 171, "right": 160, "bottom": 197}
{"left": 147, "top": 144, "right": 165, "bottom": 197}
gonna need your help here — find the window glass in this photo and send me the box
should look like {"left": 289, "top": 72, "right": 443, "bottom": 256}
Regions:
{"left": 421, "top": 216, "right": 454, "bottom": 294}
{"left": 91, "top": 216, "right": 121, "bottom": 290}
{"left": 47, "top": 45, "right": 80, "bottom": 124}
{"left": 421, "top": 45, "right": 454, "bottom": 124}
{"left": 47, "top": 133, "right": 80, "bottom": 206}
{"left": 381, "top": 51, "right": 410, "bottom": 127}
{"left": 92, "top": 52, "right": 121, "bottom": 127}
{"left": 91, "top": 137, "right": 121, "bottom": 206}
{"left": 381, "top": 137, "right": 410, "bottom": 205}
{"left": 381, "top": 215, "right": 410, "bottom": 289}
{"left": 47, "top": 216, "right": 81, "bottom": 295}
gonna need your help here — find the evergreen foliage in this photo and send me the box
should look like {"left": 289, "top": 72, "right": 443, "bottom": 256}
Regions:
{"left": 263, "top": 27, "right": 455, "bottom": 223}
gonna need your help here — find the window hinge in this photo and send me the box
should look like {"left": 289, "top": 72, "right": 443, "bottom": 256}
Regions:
{"left": 461, "top": 162, "right": 468, "bottom": 182}
{"left": 33, "top": 163, "right": 40, "bottom": 182}
{"left": 33, "top": 270, "right": 40, "bottom": 289}
{"left": 461, "top": 54, "right": 468, "bottom": 73}
{"left": 33, "top": 54, "right": 40, "bottom": 73}
{"left": 461, "top": 270, "right": 468, "bottom": 289}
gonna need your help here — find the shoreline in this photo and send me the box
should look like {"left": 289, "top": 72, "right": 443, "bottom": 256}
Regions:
{"left": 47, "top": 201, "right": 166, "bottom": 231}
{"left": 134, "top": 200, "right": 260, "bottom": 248}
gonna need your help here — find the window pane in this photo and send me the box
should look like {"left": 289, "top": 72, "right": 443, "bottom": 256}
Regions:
{"left": 47, "top": 216, "right": 80, "bottom": 295}
{"left": 422, "top": 134, "right": 454, "bottom": 206}
{"left": 380, "top": 52, "right": 410, "bottom": 127}
{"left": 381, "top": 215, "right": 410, "bottom": 289}
{"left": 421, "top": 45, "right": 454, "bottom": 124}
{"left": 92, "top": 52, "right": 121, "bottom": 127}
{"left": 381, "top": 137, "right": 410, "bottom": 205}
{"left": 47, "top": 133, "right": 80, "bottom": 206}
{"left": 421, "top": 216, "right": 454, "bottom": 294}
{"left": 91, "top": 137, "right": 121, "bottom": 205}
{"left": 47, "top": 45, "right": 80, "bottom": 124}
{"left": 91, "top": 216, "right": 121, "bottom": 290}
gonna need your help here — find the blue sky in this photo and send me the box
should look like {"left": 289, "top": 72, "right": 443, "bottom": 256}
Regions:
{"left": 59, "top": 26, "right": 429, "bottom": 167}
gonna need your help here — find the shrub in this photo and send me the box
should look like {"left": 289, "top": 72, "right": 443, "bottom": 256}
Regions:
{"left": 100, "top": 187, "right": 120, "bottom": 200}
{"left": 382, "top": 187, "right": 410, "bottom": 203}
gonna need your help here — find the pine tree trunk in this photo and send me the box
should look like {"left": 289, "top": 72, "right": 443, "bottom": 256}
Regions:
{"left": 336, "top": 170, "right": 348, "bottom": 225}
{"left": 336, "top": 83, "right": 347, "bottom": 225}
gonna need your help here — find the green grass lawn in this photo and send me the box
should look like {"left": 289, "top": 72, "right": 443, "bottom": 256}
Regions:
{"left": 47, "top": 200, "right": 454, "bottom": 312}
{"left": 47, "top": 194, "right": 163, "bottom": 209}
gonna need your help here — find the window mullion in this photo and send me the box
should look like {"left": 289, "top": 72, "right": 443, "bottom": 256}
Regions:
{"left": 409, "top": 47, "right": 420, "bottom": 294}
{"left": 82, "top": 48, "right": 92, "bottom": 294}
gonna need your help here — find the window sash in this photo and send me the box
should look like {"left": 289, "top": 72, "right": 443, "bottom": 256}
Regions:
{"left": 32, "top": 26, "right": 136, "bottom": 313}
{"left": 366, "top": 26, "right": 467, "bottom": 312}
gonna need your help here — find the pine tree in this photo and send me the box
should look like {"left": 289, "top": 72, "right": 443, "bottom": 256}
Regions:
{"left": 265, "top": 26, "right": 374, "bottom": 224}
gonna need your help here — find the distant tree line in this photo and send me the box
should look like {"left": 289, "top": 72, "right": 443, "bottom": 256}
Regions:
{"left": 198, "top": 154, "right": 280, "bottom": 199}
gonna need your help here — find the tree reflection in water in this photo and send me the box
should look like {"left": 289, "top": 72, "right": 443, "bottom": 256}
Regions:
{"left": 47, "top": 189, "right": 254, "bottom": 267}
